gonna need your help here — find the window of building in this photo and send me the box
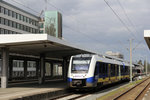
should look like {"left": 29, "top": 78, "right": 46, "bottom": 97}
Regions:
{"left": 29, "top": 18, "right": 32, "bottom": 24}
{"left": 9, "top": 20, "right": 12, "bottom": 27}
{"left": 19, "top": 14, "right": 21, "bottom": 20}
{"left": 0, "top": 28, "right": 4, "bottom": 34}
{"left": 0, "top": 7, "right": 4, "bottom": 14}
{"left": 20, "top": 24, "right": 23, "bottom": 30}
{"left": 4, "top": 29, "right": 8, "bottom": 34}
{"left": 16, "top": 13, "right": 19, "bottom": 19}
{"left": 4, "top": 8, "right": 8, "bottom": 15}
{"left": 14, "top": 12, "right": 16, "bottom": 18}
{"left": 27, "top": 17, "right": 29, "bottom": 23}
{"left": 40, "top": 30, "right": 44, "bottom": 33}
{"left": 26, "top": 26, "right": 29, "bottom": 32}
{"left": 9, "top": 31, "right": 12, "bottom": 34}
{"left": 8, "top": 10, "right": 12, "bottom": 16}
{"left": 4, "top": 19, "right": 8, "bottom": 26}
{"left": 23, "top": 16, "right": 26, "bottom": 22}
{"left": 17, "top": 23, "right": 20, "bottom": 29}
{"left": 40, "top": 23, "right": 44, "bottom": 28}
{"left": 0, "top": 17, "right": 4, "bottom": 24}
{"left": 32, "top": 20, "right": 35, "bottom": 25}
{"left": 32, "top": 29, "right": 35, "bottom": 33}
{"left": 21, "top": 15, "right": 23, "bottom": 21}
{"left": 17, "top": 14, "right": 21, "bottom": 20}
{"left": 12, "top": 22, "right": 16, "bottom": 28}
{"left": 12, "top": 11, "right": 14, "bottom": 17}
{"left": 8, "top": 20, "right": 12, "bottom": 27}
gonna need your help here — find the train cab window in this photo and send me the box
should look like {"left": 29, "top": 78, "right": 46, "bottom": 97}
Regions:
{"left": 71, "top": 57, "right": 91, "bottom": 73}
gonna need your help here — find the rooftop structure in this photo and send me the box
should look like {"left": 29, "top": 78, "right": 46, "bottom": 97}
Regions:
{"left": 105, "top": 51, "right": 124, "bottom": 59}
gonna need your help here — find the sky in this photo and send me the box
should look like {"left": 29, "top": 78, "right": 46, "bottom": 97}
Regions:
{"left": 5, "top": 0, "right": 150, "bottom": 63}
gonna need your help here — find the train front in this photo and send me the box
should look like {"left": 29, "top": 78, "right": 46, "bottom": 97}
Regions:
{"left": 67, "top": 55, "right": 96, "bottom": 88}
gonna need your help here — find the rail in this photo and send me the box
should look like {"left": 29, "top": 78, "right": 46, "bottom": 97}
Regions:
{"left": 113, "top": 77, "right": 150, "bottom": 100}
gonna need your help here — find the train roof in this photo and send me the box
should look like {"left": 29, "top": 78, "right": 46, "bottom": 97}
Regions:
{"left": 72, "top": 54, "right": 131, "bottom": 66}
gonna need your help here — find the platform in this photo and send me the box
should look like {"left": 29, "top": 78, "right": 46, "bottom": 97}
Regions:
{"left": 0, "top": 80, "right": 67, "bottom": 100}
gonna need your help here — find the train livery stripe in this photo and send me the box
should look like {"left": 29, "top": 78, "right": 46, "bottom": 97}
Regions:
{"left": 67, "top": 78, "right": 72, "bottom": 82}
{"left": 86, "top": 77, "right": 95, "bottom": 83}
{"left": 98, "top": 75, "right": 129, "bottom": 83}
{"left": 98, "top": 77, "right": 109, "bottom": 82}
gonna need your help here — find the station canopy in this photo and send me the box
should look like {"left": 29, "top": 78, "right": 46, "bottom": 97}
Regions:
{"left": 144, "top": 30, "right": 150, "bottom": 49}
{"left": 0, "top": 34, "right": 96, "bottom": 59}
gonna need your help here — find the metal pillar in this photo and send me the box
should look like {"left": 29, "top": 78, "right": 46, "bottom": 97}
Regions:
{"left": 63, "top": 58, "right": 67, "bottom": 81}
{"left": 9, "top": 57, "right": 13, "bottom": 81}
{"left": 39, "top": 54, "right": 45, "bottom": 84}
{"left": 130, "top": 39, "right": 133, "bottom": 83}
{"left": 1, "top": 47, "right": 9, "bottom": 88}
{"left": 24, "top": 59, "right": 27, "bottom": 79}
{"left": 146, "top": 56, "right": 148, "bottom": 76}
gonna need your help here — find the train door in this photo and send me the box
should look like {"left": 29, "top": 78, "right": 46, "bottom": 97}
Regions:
{"left": 94, "top": 62, "right": 99, "bottom": 84}
{"left": 108, "top": 64, "right": 111, "bottom": 81}
{"left": 115, "top": 65, "right": 117, "bottom": 80}
{"left": 119, "top": 65, "right": 121, "bottom": 80}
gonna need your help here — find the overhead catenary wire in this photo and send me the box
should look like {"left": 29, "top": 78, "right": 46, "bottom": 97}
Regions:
{"left": 104, "top": 0, "right": 150, "bottom": 61}
{"left": 116, "top": 0, "right": 139, "bottom": 36}
{"left": 8, "top": 0, "right": 117, "bottom": 53}
{"left": 10, "top": 0, "right": 122, "bottom": 53}
{"left": 44, "top": 0, "right": 127, "bottom": 53}
{"left": 104, "top": 0, "right": 138, "bottom": 40}
{"left": 11, "top": 0, "right": 40, "bottom": 14}
{"left": 9, "top": 0, "right": 148, "bottom": 61}
{"left": 116, "top": 0, "right": 150, "bottom": 55}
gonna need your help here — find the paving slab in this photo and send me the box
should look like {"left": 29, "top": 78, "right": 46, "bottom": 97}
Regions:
{"left": 0, "top": 80, "right": 67, "bottom": 100}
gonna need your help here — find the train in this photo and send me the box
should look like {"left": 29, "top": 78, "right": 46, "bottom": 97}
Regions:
{"left": 67, "top": 54, "right": 130, "bottom": 89}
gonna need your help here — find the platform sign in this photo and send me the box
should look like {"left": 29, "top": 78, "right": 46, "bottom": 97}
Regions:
{"left": 44, "top": 11, "right": 62, "bottom": 38}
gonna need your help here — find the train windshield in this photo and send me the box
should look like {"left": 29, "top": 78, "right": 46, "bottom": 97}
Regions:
{"left": 71, "top": 57, "right": 91, "bottom": 73}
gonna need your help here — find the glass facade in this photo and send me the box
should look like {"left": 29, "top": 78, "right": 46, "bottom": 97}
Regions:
{"left": 44, "top": 11, "right": 62, "bottom": 38}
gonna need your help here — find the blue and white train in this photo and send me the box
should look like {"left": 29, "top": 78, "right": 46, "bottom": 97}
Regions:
{"left": 67, "top": 54, "right": 130, "bottom": 89}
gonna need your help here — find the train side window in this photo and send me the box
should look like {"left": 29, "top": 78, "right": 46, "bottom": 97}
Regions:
{"left": 117, "top": 65, "right": 119, "bottom": 75}
{"left": 102, "top": 63, "right": 105, "bottom": 75}
{"left": 104, "top": 63, "right": 108, "bottom": 76}
{"left": 121, "top": 65, "right": 124, "bottom": 75}
{"left": 99, "top": 62, "right": 103, "bottom": 74}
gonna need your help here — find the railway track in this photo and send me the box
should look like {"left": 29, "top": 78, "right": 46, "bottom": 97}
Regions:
{"left": 113, "top": 77, "right": 150, "bottom": 100}
{"left": 49, "top": 92, "right": 90, "bottom": 100}
{"left": 49, "top": 81, "right": 129, "bottom": 100}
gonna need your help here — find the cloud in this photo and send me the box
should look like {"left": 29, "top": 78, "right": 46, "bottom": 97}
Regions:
{"left": 4, "top": 0, "right": 150, "bottom": 62}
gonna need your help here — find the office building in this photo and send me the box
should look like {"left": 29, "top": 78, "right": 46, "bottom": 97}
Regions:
{"left": 0, "top": 0, "right": 40, "bottom": 34}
